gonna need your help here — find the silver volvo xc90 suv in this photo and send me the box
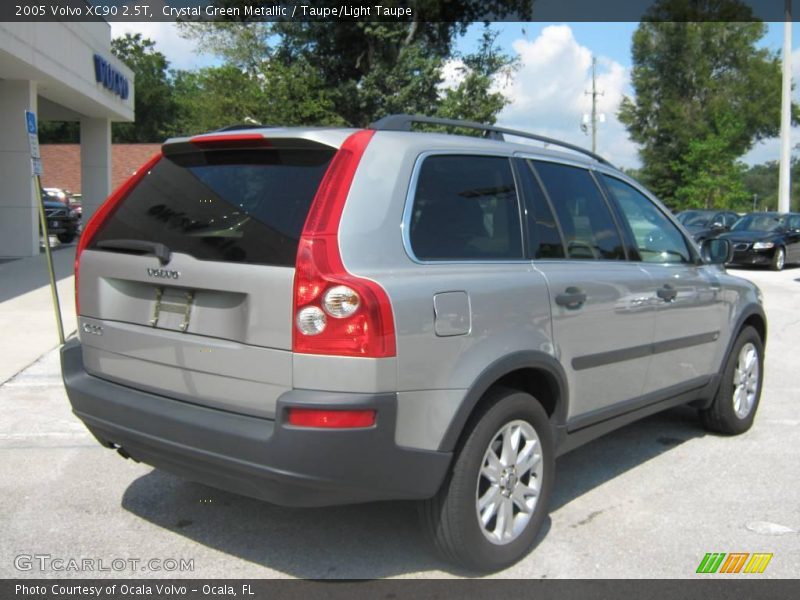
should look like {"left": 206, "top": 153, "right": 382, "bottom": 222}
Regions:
{"left": 62, "top": 115, "right": 766, "bottom": 571}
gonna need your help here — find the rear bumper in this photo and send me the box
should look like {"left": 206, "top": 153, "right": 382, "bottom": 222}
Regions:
{"left": 61, "top": 339, "right": 451, "bottom": 507}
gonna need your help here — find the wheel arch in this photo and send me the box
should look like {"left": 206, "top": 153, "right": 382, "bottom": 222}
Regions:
{"left": 437, "top": 351, "right": 568, "bottom": 453}
{"left": 694, "top": 304, "right": 767, "bottom": 410}
{"left": 742, "top": 310, "right": 767, "bottom": 347}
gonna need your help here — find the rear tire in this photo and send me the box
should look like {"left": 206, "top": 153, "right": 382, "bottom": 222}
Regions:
{"left": 419, "top": 388, "right": 554, "bottom": 572}
{"left": 770, "top": 247, "right": 785, "bottom": 271}
{"left": 700, "top": 326, "right": 763, "bottom": 435}
{"left": 57, "top": 232, "right": 75, "bottom": 244}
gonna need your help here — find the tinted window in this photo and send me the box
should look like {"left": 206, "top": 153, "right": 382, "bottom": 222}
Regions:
{"left": 731, "top": 214, "right": 782, "bottom": 232}
{"left": 601, "top": 175, "right": 691, "bottom": 264}
{"left": 514, "top": 160, "right": 565, "bottom": 259}
{"left": 533, "top": 161, "right": 625, "bottom": 260}
{"left": 783, "top": 214, "right": 800, "bottom": 230}
{"left": 92, "top": 149, "right": 334, "bottom": 267}
{"left": 679, "top": 211, "right": 711, "bottom": 227}
{"left": 409, "top": 155, "right": 523, "bottom": 261}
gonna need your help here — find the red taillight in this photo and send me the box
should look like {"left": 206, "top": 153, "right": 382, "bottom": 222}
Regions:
{"left": 287, "top": 408, "right": 376, "bottom": 429}
{"left": 74, "top": 152, "right": 162, "bottom": 314}
{"left": 292, "top": 130, "right": 396, "bottom": 358}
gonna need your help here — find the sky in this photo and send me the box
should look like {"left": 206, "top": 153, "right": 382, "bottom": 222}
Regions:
{"left": 109, "top": 20, "right": 800, "bottom": 169}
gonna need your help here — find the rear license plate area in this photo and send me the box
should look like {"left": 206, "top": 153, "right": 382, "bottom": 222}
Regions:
{"left": 150, "top": 286, "right": 194, "bottom": 332}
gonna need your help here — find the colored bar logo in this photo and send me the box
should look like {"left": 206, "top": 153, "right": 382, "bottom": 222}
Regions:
{"left": 696, "top": 552, "right": 772, "bottom": 574}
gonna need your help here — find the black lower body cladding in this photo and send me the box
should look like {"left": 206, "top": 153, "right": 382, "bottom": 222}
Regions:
{"left": 61, "top": 339, "right": 451, "bottom": 507}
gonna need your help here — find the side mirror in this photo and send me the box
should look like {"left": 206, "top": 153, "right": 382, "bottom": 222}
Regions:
{"left": 701, "top": 238, "right": 732, "bottom": 265}
{"left": 710, "top": 221, "right": 727, "bottom": 231}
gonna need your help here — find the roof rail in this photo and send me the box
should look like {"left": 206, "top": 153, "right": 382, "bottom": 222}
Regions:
{"left": 370, "top": 114, "right": 612, "bottom": 166}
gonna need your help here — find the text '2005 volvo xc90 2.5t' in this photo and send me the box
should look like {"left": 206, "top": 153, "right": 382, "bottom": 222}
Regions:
{"left": 62, "top": 115, "right": 766, "bottom": 571}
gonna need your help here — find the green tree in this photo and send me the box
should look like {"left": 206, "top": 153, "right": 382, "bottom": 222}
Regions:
{"left": 673, "top": 114, "right": 750, "bottom": 210}
{"left": 742, "top": 161, "right": 778, "bottom": 210}
{"left": 172, "top": 65, "right": 262, "bottom": 134}
{"left": 435, "top": 29, "right": 516, "bottom": 125}
{"left": 619, "top": 0, "right": 794, "bottom": 207}
{"left": 172, "top": 60, "right": 344, "bottom": 133}
{"left": 179, "top": 2, "right": 529, "bottom": 126}
{"left": 38, "top": 121, "right": 79, "bottom": 144}
{"left": 111, "top": 33, "right": 177, "bottom": 142}
{"left": 742, "top": 158, "right": 800, "bottom": 212}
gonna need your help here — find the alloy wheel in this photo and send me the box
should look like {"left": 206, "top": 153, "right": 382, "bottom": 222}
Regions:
{"left": 732, "top": 342, "right": 759, "bottom": 419}
{"left": 475, "top": 419, "right": 543, "bottom": 545}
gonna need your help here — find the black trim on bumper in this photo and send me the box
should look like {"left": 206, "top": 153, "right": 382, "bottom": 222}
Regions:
{"left": 61, "top": 339, "right": 451, "bottom": 507}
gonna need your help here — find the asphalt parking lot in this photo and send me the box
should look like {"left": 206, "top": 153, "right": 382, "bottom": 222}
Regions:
{"left": 1, "top": 267, "right": 798, "bottom": 579}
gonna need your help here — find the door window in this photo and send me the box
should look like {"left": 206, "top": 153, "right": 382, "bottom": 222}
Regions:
{"left": 515, "top": 159, "right": 565, "bottom": 259}
{"left": 532, "top": 161, "right": 625, "bottom": 260}
{"left": 601, "top": 175, "right": 692, "bottom": 264}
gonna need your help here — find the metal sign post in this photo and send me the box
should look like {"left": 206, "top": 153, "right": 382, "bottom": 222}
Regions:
{"left": 27, "top": 110, "right": 65, "bottom": 345}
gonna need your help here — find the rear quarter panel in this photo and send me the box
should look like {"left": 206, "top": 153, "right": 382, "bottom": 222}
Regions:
{"left": 327, "top": 133, "right": 555, "bottom": 450}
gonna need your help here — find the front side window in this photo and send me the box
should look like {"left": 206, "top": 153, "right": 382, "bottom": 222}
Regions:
{"left": 533, "top": 161, "right": 625, "bottom": 260}
{"left": 601, "top": 175, "right": 692, "bottom": 264}
{"left": 409, "top": 155, "right": 523, "bottom": 261}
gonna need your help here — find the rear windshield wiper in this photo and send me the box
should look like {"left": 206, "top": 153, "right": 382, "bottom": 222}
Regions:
{"left": 95, "top": 239, "right": 172, "bottom": 265}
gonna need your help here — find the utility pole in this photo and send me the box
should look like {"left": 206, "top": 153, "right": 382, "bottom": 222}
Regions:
{"left": 583, "top": 56, "right": 604, "bottom": 154}
{"left": 778, "top": 0, "right": 792, "bottom": 213}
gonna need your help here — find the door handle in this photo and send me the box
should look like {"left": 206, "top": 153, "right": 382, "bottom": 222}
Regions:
{"left": 555, "top": 286, "right": 587, "bottom": 310}
{"left": 656, "top": 284, "right": 678, "bottom": 302}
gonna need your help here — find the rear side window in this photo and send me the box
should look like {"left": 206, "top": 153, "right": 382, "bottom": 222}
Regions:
{"left": 533, "top": 161, "right": 625, "bottom": 261}
{"left": 91, "top": 148, "right": 335, "bottom": 267}
{"left": 409, "top": 155, "right": 523, "bottom": 261}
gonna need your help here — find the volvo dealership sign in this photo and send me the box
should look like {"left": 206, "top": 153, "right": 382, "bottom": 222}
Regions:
{"left": 93, "top": 54, "right": 129, "bottom": 100}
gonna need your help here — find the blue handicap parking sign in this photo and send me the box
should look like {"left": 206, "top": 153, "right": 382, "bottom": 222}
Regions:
{"left": 25, "top": 111, "right": 37, "bottom": 134}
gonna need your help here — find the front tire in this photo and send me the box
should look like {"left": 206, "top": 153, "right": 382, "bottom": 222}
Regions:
{"left": 700, "top": 326, "right": 764, "bottom": 435}
{"left": 770, "top": 246, "right": 785, "bottom": 271}
{"left": 419, "top": 388, "right": 554, "bottom": 572}
{"left": 57, "top": 232, "right": 76, "bottom": 244}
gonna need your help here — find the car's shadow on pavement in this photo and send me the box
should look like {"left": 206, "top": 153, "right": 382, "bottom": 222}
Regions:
{"left": 550, "top": 405, "right": 702, "bottom": 512}
{"left": 120, "top": 406, "right": 703, "bottom": 578}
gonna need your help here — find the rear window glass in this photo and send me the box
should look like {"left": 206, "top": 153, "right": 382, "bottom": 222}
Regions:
{"left": 91, "top": 148, "right": 334, "bottom": 267}
{"left": 409, "top": 155, "right": 523, "bottom": 261}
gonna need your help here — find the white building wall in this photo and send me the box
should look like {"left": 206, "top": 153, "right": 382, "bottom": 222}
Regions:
{"left": 0, "top": 80, "right": 38, "bottom": 258}
{"left": 0, "top": 22, "right": 134, "bottom": 258}
{"left": 0, "top": 22, "right": 134, "bottom": 121}
{"left": 80, "top": 117, "right": 112, "bottom": 222}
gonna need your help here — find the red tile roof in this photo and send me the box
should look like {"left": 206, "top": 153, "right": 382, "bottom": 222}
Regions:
{"left": 41, "top": 144, "right": 161, "bottom": 193}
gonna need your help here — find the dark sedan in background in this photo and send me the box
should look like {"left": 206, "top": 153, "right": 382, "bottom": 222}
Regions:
{"left": 676, "top": 209, "right": 740, "bottom": 243}
{"left": 717, "top": 212, "right": 800, "bottom": 271}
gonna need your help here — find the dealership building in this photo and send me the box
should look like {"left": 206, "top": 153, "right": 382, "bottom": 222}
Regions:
{"left": 0, "top": 21, "right": 134, "bottom": 258}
